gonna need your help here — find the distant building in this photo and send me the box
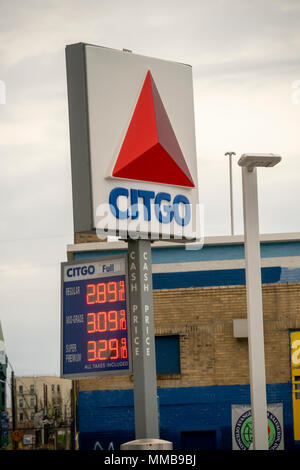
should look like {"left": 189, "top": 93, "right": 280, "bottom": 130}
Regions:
{"left": 0, "top": 322, "right": 7, "bottom": 411}
{"left": 12, "top": 376, "right": 72, "bottom": 430}
{"left": 6, "top": 376, "right": 72, "bottom": 448}
{"left": 0, "top": 322, "right": 8, "bottom": 447}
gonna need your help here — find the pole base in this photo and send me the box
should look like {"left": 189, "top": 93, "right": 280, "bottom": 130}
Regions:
{"left": 120, "top": 438, "right": 173, "bottom": 450}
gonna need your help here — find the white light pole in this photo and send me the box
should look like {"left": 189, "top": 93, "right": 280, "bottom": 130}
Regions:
{"left": 238, "top": 153, "right": 282, "bottom": 450}
{"left": 225, "top": 152, "right": 236, "bottom": 235}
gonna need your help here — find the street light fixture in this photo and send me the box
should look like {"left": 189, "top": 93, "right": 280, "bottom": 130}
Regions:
{"left": 238, "top": 153, "right": 281, "bottom": 171}
{"left": 238, "top": 152, "right": 282, "bottom": 450}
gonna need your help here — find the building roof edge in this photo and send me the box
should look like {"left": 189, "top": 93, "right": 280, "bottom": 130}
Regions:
{"left": 66, "top": 232, "right": 300, "bottom": 256}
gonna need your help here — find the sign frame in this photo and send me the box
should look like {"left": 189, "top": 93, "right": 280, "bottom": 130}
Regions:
{"left": 60, "top": 255, "right": 132, "bottom": 380}
{"left": 65, "top": 42, "right": 199, "bottom": 241}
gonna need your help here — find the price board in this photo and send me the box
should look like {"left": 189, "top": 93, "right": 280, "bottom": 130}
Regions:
{"left": 60, "top": 256, "right": 132, "bottom": 378}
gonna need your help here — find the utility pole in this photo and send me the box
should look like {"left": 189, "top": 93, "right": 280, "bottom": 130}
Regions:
{"left": 225, "top": 151, "right": 236, "bottom": 235}
{"left": 11, "top": 370, "right": 17, "bottom": 450}
{"left": 43, "top": 383, "right": 48, "bottom": 446}
{"left": 70, "top": 380, "right": 77, "bottom": 450}
{"left": 43, "top": 383, "right": 48, "bottom": 414}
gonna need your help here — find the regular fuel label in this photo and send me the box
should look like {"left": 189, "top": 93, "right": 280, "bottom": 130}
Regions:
{"left": 61, "top": 257, "right": 132, "bottom": 379}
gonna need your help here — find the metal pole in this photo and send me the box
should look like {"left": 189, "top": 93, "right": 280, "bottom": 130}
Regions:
{"left": 229, "top": 154, "right": 234, "bottom": 236}
{"left": 11, "top": 370, "right": 17, "bottom": 450}
{"left": 128, "top": 239, "right": 159, "bottom": 439}
{"left": 241, "top": 166, "right": 268, "bottom": 450}
{"left": 225, "top": 151, "right": 235, "bottom": 235}
{"left": 70, "top": 380, "right": 77, "bottom": 450}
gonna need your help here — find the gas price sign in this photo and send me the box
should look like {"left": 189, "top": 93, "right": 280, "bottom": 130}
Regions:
{"left": 61, "top": 256, "right": 132, "bottom": 378}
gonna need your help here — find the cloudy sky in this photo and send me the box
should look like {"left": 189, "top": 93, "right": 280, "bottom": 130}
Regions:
{"left": 1, "top": 0, "right": 300, "bottom": 378}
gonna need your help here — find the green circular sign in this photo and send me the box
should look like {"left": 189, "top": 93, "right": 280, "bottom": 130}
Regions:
{"left": 240, "top": 416, "right": 253, "bottom": 448}
{"left": 234, "top": 409, "right": 282, "bottom": 450}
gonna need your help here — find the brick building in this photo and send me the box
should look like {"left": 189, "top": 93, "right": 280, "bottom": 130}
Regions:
{"left": 13, "top": 376, "right": 72, "bottom": 429}
{"left": 66, "top": 233, "right": 300, "bottom": 450}
{"left": 7, "top": 376, "right": 72, "bottom": 448}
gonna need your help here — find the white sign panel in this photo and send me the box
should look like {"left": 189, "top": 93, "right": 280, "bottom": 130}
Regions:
{"left": 66, "top": 43, "right": 199, "bottom": 241}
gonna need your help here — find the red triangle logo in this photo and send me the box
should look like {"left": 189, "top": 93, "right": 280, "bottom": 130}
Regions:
{"left": 112, "top": 71, "right": 195, "bottom": 188}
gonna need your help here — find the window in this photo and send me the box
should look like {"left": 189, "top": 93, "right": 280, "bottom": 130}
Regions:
{"left": 30, "top": 397, "right": 35, "bottom": 408}
{"left": 19, "top": 413, "right": 23, "bottom": 422}
{"left": 295, "top": 376, "right": 300, "bottom": 400}
{"left": 19, "top": 385, "right": 23, "bottom": 394}
{"left": 30, "top": 384, "right": 34, "bottom": 393}
{"left": 55, "top": 405, "right": 62, "bottom": 418}
{"left": 155, "top": 335, "right": 180, "bottom": 375}
{"left": 19, "top": 398, "right": 23, "bottom": 408}
{"left": 57, "top": 385, "right": 60, "bottom": 393}
{"left": 51, "top": 384, "right": 55, "bottom": 393}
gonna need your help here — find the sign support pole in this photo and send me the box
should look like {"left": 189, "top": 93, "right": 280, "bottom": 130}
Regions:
{"left": 128, "top": 239, "right": 159, "bottom": 439}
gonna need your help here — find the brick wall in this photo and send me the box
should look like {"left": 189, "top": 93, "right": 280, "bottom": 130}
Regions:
{"left": 77, "top": 281, "right": 300, "bottom": 392}
{"left": 74, "top": 232, "right": 100, "bottom": 244}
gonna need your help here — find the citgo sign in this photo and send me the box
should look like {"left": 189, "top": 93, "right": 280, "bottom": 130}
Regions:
{"left": 66, "top": 43, "right": 199, "bottom": 241}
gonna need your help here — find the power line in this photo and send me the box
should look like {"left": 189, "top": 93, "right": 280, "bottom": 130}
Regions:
{"left": 0, "top": 233, "right": 73, "bottom": 244}
{"left": 7, "top": 358, "right": 15, "bottom": 372}
{"left": 0, "top": 262, "right": 63, "bottom": 272}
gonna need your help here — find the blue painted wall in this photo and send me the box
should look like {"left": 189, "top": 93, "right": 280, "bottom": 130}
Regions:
{"left": 78, "top": 383, "right": 297, "bottom": 450}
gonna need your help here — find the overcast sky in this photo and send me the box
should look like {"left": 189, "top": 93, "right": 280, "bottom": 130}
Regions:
{"left": 1, "top": 0, "right": 300, "bottom": 378}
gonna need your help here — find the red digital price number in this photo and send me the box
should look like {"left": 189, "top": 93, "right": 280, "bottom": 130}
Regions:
{"left": 87, "top": 338, "right": 128, "bottom": 361}
{"left": 86, "top": 279, "right": 128, "bottom": 363}
{"left": 87, "top": 310, "right": 126, "bottom": 333}
{"left": 86, "top": 280, "right": 125, "bottom": 305}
